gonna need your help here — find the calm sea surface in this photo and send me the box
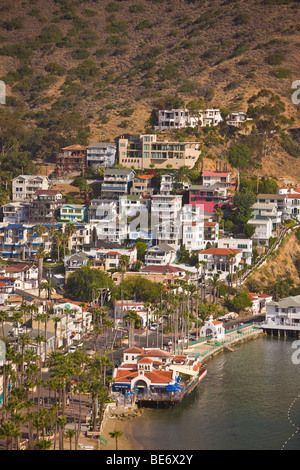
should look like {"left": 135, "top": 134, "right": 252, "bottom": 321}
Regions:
{"left": 128, "top": 336, "right": 300, "bottom": 450}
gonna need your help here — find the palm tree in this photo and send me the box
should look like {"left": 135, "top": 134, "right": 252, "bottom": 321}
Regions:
{"left": 123, "top": 309, "right": 140, "bottom": 348}
{"left": 53, "top": 231, "right": 62, "bottom": 262}
{"left": 40, "top": 278, "right": 59, "bottom": 301}
{"left": 119, "top": 254, "right": 130, "bottom": 325}
{"left": 64, "top": 429, "right": 76, "bottom": 450}
{"left": 64, "top": 222, "right": 77, "bottom": 252}
{"left": 36, "top": 246, "right": 47, "bottom": 294}
{"left": 37, "top": 438, "right": 52, "bottom": 450}
{"left": 109, "top": 428, "right": 123, "bottom": 451}
{"left": 57, "top": 416, "right": 67, "bottom": 450}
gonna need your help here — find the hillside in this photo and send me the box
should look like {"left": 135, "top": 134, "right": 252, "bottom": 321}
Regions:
{"left": 0, "top": 0, "right": 300, "bottom": 184}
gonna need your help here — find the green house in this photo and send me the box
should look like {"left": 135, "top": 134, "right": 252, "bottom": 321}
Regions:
{"left": 60, "top": 204, "right": 87, "bottom": 223}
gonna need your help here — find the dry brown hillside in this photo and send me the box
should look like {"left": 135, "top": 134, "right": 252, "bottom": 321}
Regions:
{"left": 0, "top": 0, "right": 300, "bottom": 182}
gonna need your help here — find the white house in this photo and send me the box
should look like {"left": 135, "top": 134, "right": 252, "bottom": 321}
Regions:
{"left": 225, "top": 112, "right": 252, "bottom": 127}
{"left": 247, "top": 218, "right": 273, "bottom": 243}
{"left": 181, "top": 205, "right": 205, "bottom": 251}
{"left": 12, "top": 175, "right": 50, "bottom": 202}
{"left": 198, "top": 247, "right": 243, "bottom": 281}
{"left": 200, "top": 315, "right": 225, "bottom": 340}
{"left": 262, "top": 295, "right": 300, "bottom": 334}
{"left": 151, "top": 194, "right": 183, "bottom": 246}
{"left": 160, "top": 174, "right": 175, "bottom": 195}
{"left": 217, "top": 237, "right": 252, "bottom": 266}
{"left": 86, "top": 142, "right": 116, "bottom": 169}
{"left": 2, "top": 202, "right": 30, "bottom": 224}
{"left": 145, "top": 243, "right": 177, "bottom": 266}
{"left": 114, "top": 300, "right": 155, "bottom": 327}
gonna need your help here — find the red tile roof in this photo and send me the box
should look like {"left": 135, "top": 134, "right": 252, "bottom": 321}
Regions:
{"left": 140, "top": 265, "right": 185, "bottom": 274}
{"left": 200, "top": 248, "right": 241, "bottom": 255}
{"left": 124, "top": 347, "right": 144, "bottom": 354}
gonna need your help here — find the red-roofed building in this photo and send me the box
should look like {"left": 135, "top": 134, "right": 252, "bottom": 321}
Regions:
{"left": 198, "top": 247, "right": 242, "bottom": 281}
{"left": 131, "top": 174, "right": 154, "bottom": 196}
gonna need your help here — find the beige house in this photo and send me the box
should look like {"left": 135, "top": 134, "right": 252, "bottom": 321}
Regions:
{"left": 117, "top": 134, "right": 201, "bottom": 170}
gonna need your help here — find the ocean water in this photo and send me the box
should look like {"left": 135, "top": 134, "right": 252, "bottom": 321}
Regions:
{"left": 129, "top": 336, "right": 300, "bottom": 450}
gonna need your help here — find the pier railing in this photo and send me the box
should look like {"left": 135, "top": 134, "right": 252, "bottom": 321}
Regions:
{"left": 187, "top": 324, "right": 263, "bottom": 359}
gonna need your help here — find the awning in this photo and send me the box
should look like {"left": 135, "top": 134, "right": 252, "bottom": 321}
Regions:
{"left": 166, "top": 383, "right": 184, "bottom": 392}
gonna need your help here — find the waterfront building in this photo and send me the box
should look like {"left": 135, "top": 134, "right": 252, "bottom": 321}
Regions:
{"left": 200, "top": 315, "right": 225, "bottom": 340}
{"left": 262, "top": 295, "right": 300, "bottom": 337}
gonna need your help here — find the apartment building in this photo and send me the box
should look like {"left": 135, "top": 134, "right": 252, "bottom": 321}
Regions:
{"left": 0, "top": 223, "right": 49, "bottom": 260}
{"left": 88, "top": 198, "right": 118, "bottom": 223}
{"left": 151, "top": 194, "right": 183, "bottom": 246}
{"left": 101, "top": 169, "right": 135, "bottom": 196}
{"left": 86, "top": 142, "right": 116, "bottom": 169}
{"left": 117, "top": 134, "right": 201, "bottom": 170}
{"left": 29, "top": 190, "right": 64, "bottom": 224}
{"left": 2, "top": 202, "right": 29, "bottom": 224}
{"left": 160, "top": 174, "right": 174, "bottom": 195}
{"left": 56, "top": 145, "right": 86, "bottom": 176}
{"left": 181, "top": 205, "right": 205, "bottom": 251}
{"left": 12, "top": 175, "right": 50, "bottom": 202}
{"left": 130, "top": 174, "right": 154, "bottom": 196}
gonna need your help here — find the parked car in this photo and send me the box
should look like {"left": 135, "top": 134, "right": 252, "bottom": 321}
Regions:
{"left": 68, "top": 346, "right": 77, "bottom": 353}
{"left": 150, "top": 323, "right": 158, "bottom": 330}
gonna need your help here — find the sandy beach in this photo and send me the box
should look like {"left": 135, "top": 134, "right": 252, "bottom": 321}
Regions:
{"left": 100, "top": 415, "right": 145, "bottom": 451}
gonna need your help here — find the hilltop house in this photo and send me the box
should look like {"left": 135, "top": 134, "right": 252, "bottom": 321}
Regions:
{"left": 56, "top": 145, "right": 86, "bottom": 176}
{"left": 12, "top": 175, "right": 50, "bottom": 202}
{"left": 117, "top": 134, "right": 201, "bottom": 170}
{"left": 86, "top": 142, "right": 116, "bottom": 169}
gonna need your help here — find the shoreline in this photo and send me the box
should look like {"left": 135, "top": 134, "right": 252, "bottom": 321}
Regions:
{"left": 100, "top": 413, "right": 146, "bottom": 451}
{"left": 100, "top": 326, "right": 264, "bottom": 451}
